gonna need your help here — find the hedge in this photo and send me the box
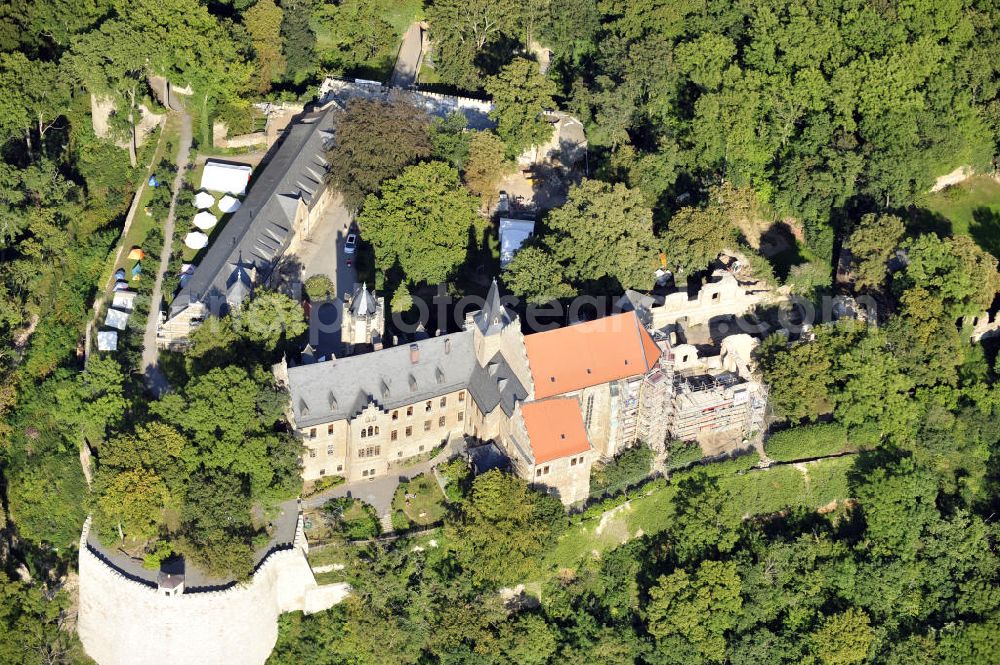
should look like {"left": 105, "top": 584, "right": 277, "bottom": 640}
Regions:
{"left": 764, "top": 423, "right": 853, "bottom": 462}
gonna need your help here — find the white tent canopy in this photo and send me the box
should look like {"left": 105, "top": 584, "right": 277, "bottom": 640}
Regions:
{"left": 184, "top": 231, "right": 209, "bottom": 250}
{"left": 112, "top": 291, "right": 137, "bottom": 312}
{"left": 218, "top": 194, "right": 241, "bottom": 213}
{"left": 104, "top": 308, "right": 130, "bottom": 331}
{"left": 97, "top": 331, "right": 118, "bottom": 351}
{"left": 499, "top": 218, "right": 536, "bottom": 266}
{"left": 193, "top": 210, "right": 218, "bottom": 230}
{"left": 194, "top": 191, "right": 216, "bottom": 209}
{"left": 200, "top": 161, "right": 252, "bottom": 195}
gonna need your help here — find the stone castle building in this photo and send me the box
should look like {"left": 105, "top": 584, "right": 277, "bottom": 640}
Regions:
{"left": 157, "top": 103, "right": 341, "bottom": 350}
{"left": 280, "top": 280, "right": 767, "bottom": 505}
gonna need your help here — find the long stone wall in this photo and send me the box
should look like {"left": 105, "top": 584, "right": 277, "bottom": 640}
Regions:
{"left": 77, "top": 517, "right": 349, "bottom": 665}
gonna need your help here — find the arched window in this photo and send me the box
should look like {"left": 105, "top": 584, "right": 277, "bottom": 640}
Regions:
{"left": 360, "top": 429, "right": 366, "bottom": 439}
{"left": 374, "top": 426, "right": 379, "bottom": 435}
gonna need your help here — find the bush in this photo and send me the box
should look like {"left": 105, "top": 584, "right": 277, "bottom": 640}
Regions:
{"left": 764, "top": 423, "right": 853, "bottom": 462}
{"left": 590, "top": 443, "right": 654, "bottom": 496}
{"left": 304, "top": 475, "right": 345, "bottom": 497}
{"left": 437, "top": 457, "right": 472, "bottom": 503}
{"left": 323, "top": 497, "right": 381, "bottom": 540}
{"left": 304, "top": 274, "right": 335, "bottom": 301}
{"left": 391, "top": 509, "right": 412, "bottom": 532}
{"left": 666, "top": 439, "right": 703, "bottom": 470}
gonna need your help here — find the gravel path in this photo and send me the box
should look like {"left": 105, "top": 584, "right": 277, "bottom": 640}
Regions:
{"left": 141, "top": 110, "right": 192, "bottom": 397}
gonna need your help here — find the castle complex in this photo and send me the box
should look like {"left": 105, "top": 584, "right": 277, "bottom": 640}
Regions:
{"left": 280, "top": 277, "right": 768, "bottom": 505}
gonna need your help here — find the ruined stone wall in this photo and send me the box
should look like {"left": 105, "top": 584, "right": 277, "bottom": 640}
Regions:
{"left": 77, "top": 518, "right": 348, "bottom": 665}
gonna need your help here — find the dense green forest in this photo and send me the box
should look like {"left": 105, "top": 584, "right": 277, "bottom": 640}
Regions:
{"left": 0, "top": 0, "right": 1000, "bottom": 663}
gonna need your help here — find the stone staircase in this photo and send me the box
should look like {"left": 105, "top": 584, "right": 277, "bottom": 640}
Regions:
{"left": 379, "top": 513, "right": 394, "bottom": 535}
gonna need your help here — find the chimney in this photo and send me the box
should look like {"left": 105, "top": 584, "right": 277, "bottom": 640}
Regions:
{"left": 409, "top": 343, "right": 419, "bottom": 364}
{"left": 444, "top": 337, "right": 451, "bottom": 354}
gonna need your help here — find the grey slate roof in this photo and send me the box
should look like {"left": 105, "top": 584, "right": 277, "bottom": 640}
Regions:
{"left": 226, "top": 263, "right": 253, "bottom": 307}
{"left": 288, "top": 330, "right": 478, "bottom": 427}
{"left": 473, "top": 279, "right": 513, "bottom": 335}
{"left": 171, "top": 106, "right": 336, "bottom": 316}
{"left": 350, "top": 283, "right": 378, "bottom": 316}
{"left": 467, "top": 351, "right": 527, "bottom": 417}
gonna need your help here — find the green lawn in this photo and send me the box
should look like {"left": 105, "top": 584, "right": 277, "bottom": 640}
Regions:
{"left": 920, "top": 175, "right": 1000, "bottom": 256}
{"left": 392, "top": 474, "right": 448, "bottom": 527}
{"left": 111, "top": 115, "right": 180, "bottom": 287}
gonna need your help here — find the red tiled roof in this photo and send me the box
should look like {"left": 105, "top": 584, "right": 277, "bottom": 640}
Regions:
{"left": 521, "top": 398, "right": 591, "bottom": 464}
{"left": 525, "top": 311, "right": 662, "bottom": 399}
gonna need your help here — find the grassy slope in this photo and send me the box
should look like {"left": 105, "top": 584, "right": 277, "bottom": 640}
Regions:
{"left": 539, "top": 455, "right": 854, "bottom": 576}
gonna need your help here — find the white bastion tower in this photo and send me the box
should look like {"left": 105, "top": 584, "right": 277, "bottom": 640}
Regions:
{"left": 77, "top": 513, "right": 348, "bottom": 665}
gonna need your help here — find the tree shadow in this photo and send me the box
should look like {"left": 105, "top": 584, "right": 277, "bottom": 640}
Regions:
{"left": 759, "top": 221, "right": 804, "bottom": 281}
{"left": 905, "top": 207, "right": 952, "bottom": 238}
{"left": 970, "top": 207, "right": 1000, "bottom": 258}
{"left": 475, "top": 35, "right": 523, "bottom": 78}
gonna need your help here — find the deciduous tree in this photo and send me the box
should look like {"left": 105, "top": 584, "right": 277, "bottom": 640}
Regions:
{"left": 485, "top": 57, "right": 558, "bottom": 157}
{"left": 846, "top": 213, "right": 905, "bottom": 291}
{"left": 462, "top": 131, "right": 512, "bottom": 201}
{"left": 646, "top": 560, "right": 743, "bottom": 663}
{"left": 357, "top": 161, "right": 479, "bottom": 285}
{"left": 502, "top": 244, "right": 574, "bottom": 304}
{"left": 245, "top": 0, "right": 286, "bottom": 93}
{"left": 326, "top": 97, "right": 432, "bottom": 209}
{"left": 544, "top": 179, "right": 658, "bottom": 291}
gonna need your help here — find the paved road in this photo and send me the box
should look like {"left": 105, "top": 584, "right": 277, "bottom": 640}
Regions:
{"left": 389, "top": 23, "right": 423, "bottom": 88}
{"left": 281, "top": 192, "right": 355, "bottom": 357}
{"left": 141, "top": 111, "right": 192, "bottom": 397}
{"left": 302, "top": 436, "right": 463, "bottom": 516}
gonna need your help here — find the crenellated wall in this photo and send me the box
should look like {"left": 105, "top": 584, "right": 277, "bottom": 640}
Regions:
{"left": 77, "top": 517, "right": 349, "bottom": 665}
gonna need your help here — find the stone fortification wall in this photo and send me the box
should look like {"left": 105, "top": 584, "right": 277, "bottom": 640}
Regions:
{"left": 77, "top": 517, "right": 348, "bottom": 665}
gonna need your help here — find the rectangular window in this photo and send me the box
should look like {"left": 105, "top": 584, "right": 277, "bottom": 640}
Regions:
{"left": 327, "top": 445, "right": 334, "bottom": 455}
{"left": 391, "top": 430, "right": 398, "bottom": 441}
{"left": 419, "top": 445, "right": 424, "bottom": 452}
{"left": 535, "top": 468, "right": 542, "bottom": 477}
{"left": 440, "top": 397, "right": 447, "bottom": 408}
{"left": 457, "top": 412, "right": 464, "bottom": 422}
{"left": 392, "top": 410, "right": 399, "bottom": 421}
{"left": 544, "top": 465, "right": 550, "bottom": 474}
{"left": 571, "top": 457, "right": 577, "bottom": 466}
{"left": 327, "top": 424, "right": 334, "bottom": 435}
{"left": 309, "top": 449, "right": 316, "bottom": 458}
{"left": 319, "top": 469, "right": 325, "bottom": 476}
{"left": 405, "top": 426, "right": 412, "bottom": 437}
{"left": 438, "top": 416, "right": 445, "bottom": 427}
{"left": 336, "top": 465, "right": 343, "bottom": 472}
{"left": 584, "top": 395, "right": 594, "bottom": 429}
{"left": 406, "top": 406, "right": 413, "bottom": 416}
{"left": 362, "top": 469, "right": 369, "bottom": 477}
{"left": 458, "top": 391, "right": 465, "bottom": 402}
{"left": 425, "top": 400, "right": 432, "bottom": 412}
{"left": 309, "top": 428, "right": 317, "bottom": 439}
{"left": 424, "top": 420, "right": 431, "bottom": 431}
